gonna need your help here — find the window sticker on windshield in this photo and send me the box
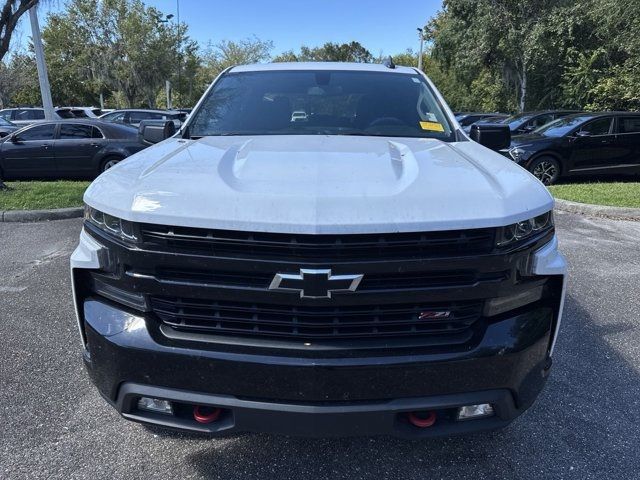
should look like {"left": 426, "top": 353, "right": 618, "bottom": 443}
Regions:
{"left": 419, "top": 121, "right": 444, "bottom": 132}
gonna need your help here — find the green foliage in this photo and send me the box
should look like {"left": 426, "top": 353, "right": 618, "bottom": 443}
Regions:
{"left": 201, "top": 37, "right": 273, "bottom": 81}
{"left": 0, "top": 52, "right": 39, "bottom": 107}
{"left": 273, "top": 42, "right": 373, "bottom": 63}
{"left": 427, "top": 0, "right": 640, "bottom": 112}
{"left": 2, "top": 0, "right": 639, "bottom": 114}
{"left": 41, "top": 0, "right": 194, "bottom": 108}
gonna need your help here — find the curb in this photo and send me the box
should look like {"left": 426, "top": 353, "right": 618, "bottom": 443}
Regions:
{"left": 0, "top": 206, "right": 83, "bottom": 223}
{"left": 554, "top": 198, "right": 640, "bottom": 221}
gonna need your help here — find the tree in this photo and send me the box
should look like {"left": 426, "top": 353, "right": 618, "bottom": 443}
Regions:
{"left": 584, "top": 0, "right": 640, "bottom": 110}
{"left": 42, "top": 0, "right": 193, "bottom": 108}
{"left": 0, "top": 0, "right": 38, "bottom": 62}
{"left": 273, "top": 42, "right": 373, "bottom": 63}
{"left": 0, "top": 52, "right": 38, "bottom": 107}
{"left": 561, "top": 47, "right": 606, "bottom": 108}
{"left": 427, "top": 0, "right": 592, "bottom": 112}
{"left": 200, "top": 36, "right": 273, "bottom": 80}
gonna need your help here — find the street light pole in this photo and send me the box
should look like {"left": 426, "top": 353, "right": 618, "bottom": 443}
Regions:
{"left": 29, "top": 7, "right": 54, "bottom": 120}
{"left": 417, "top": 27, "right": 424, "bottom": 71}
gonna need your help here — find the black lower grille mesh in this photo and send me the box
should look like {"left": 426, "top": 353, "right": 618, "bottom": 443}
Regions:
{"left": 150, "top": 296, "right": 483, "bottom": 341}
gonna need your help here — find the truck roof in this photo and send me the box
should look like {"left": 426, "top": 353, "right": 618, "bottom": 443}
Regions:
{"left": 229, "top": 62, "right": 418, "bottom": 75}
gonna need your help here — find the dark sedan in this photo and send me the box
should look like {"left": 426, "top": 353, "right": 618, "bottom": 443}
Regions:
{"left": 496, "top": 110, "right": 579, "bottom": 135}
{"left": 0, "top": 117, "right": 18, "bottom": 137}
{"left": 0, "top": 120, "right": 147, "bottom": 180}
{"left": 504, "top": 112, "right": 640, "bottom": 184}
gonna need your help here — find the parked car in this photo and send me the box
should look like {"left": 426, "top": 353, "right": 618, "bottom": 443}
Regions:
{"left": 0, "top": 117, "right": 18, "bottom": 137}
{"left": 460, "top": 113, "right": 510, "bottom": 133}
{"left": 495, "top": 110, "right": 579, "bottom": 135}
{"left": 99, "top": 109, "right": 184, "bottom": 128}
{"left": 504, "top": 111, "right": 640, "bottom": 185}
{"left": 71, "top": 61, "right": 566, "bottom": 438}
{"left": 0, "top": 119, "right": 147, "bottom": 179}
{"left": 291, "top": 110, "right": 308, "bottom": 122}
{"left": 67, "top": 107, "right": 103, "bottom": 118}
{"left": 456, "top": 112, "right": 508, "bottom": 128}
{"left": 0, "top": 107, "right": 75, "bottom": 126}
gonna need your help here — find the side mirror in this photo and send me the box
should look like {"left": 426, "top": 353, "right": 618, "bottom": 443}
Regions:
{"left": 575, "top": 130, "right": 590, "bottom": 138}
{"left": 469, "top": 123, "right": 511, "bottom": 151}
{"left": 10, "top": 134, "right": 21, "bottom": 144}
{"left": 138, "top": 120, "right": 176, "bottom": 144}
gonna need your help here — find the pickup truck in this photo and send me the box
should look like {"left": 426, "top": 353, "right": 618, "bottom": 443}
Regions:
{"left": 71, "top": 61, "right": 567, "bottom": 438}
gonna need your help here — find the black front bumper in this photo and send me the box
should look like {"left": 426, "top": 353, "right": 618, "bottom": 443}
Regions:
{"left": 83, "top": 299, "right": 553, "bottom": 438}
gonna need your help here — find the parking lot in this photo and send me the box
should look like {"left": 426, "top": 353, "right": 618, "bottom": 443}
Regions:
{"left": 1, "top": 211, "right": 639, "bottom": 479}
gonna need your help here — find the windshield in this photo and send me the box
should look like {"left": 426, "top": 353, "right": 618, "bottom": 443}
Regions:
{"left": 0, "top": 117, "right": 13, "bottom": 126}
{"left": 188, "top": 70, "right": 454, "bottom": 140}
{"left": 534, "top": 115, "right": 596, "bottom": 137}
{"left": 498, "top": 113, "right": 535, "bottom": 129}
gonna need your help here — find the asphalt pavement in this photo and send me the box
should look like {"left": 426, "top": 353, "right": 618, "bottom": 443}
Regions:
{"left": 1, "top": 212, "right": 639, "bottom": 479}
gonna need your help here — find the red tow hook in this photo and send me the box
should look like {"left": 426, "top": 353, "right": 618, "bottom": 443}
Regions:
{"left": 193, "top": 405, "right": 222, "bottom": 424}
{"left": 407, "top": 411, "right": 437, "bottom": 428}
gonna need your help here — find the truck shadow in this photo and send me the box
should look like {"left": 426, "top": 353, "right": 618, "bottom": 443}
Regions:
{"left": 179, "top": 293, "right": 640, "bottom": 479}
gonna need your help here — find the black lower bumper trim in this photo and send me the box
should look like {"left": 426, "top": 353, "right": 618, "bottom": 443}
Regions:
{"left": 81, "top": 299, "right": 554, "bottom": 438}
{"left": 117, "top": 383, "right": 519, "bottom": 438}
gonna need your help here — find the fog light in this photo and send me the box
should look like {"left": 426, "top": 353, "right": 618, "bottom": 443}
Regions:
{"left": 456, "top": 403, "right": 494, "bottom": 421}
{"left": 483, "top": 286, "right": 544, "bottom": 317}
{"left": 137, "top": 397, "right": 173, "bottom": 415}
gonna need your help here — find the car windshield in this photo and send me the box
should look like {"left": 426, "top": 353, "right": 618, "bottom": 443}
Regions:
{"left": 188, "top": 70, "right": 454, "bottom": 140}
{"left": 498, "top": 113, "right": 535, "bottom": 129}
{"left": 0, "top": 117, "right": 13, "bottom": 126}
{"left": 534, "top": 115, "right": 596, "bottom": 137}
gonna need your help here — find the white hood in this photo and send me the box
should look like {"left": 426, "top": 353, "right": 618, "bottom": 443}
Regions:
{"left": 84, "top": 135, "right": 553, "bottom": 234}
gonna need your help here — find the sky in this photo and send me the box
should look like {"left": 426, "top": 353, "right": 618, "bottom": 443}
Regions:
{"left": 13, "top": 0, "right": 443, "bottom": 57}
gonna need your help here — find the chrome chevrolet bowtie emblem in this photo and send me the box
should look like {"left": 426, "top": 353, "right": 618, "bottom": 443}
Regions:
{"left": 269, "top": 269, "right": 364, "bottom": 299}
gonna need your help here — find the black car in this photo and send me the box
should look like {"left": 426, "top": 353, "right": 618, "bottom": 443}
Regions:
{"left": 0, "top": 120, "right": 147, "bottom": 180}
{"left": 0, "top": 117, "right": 18, "bottom": 137}
{"left": 497, "top": 110, "right": 579, "bottom": 135}
{"left": 456, "top": 112, "right": 508, "bottom": 128}
{"left": 505, "top": 112, "right": 640, "bottom": 185}
{"left": 461, "top": 114, "right": 510, "bottom": 133}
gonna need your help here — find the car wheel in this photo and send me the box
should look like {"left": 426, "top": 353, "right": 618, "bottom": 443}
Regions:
{"left": 529, "top": 156, "right": 561, "bottom": 185}
{"left": 100, "top": 157, "right": 123, "bottom": 173}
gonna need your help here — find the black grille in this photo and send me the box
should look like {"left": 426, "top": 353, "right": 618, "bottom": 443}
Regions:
{"left": 140, "top": 224, "right": 496, "bottom": 260}
{"left": 130, "top": 267, "right": 508, "bottom": 291}
{"left": 150, "top": 296, "right": 483, "bottom": 341}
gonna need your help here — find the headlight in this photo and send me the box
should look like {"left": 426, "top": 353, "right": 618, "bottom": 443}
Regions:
{"left": 496, "top": 211, "right": 553, "bottom": 247}
{"left": 84, "top": 205, "right": 138, "bottom": 242}
{"left": 509, "top": 147, "right": 525, "bottom": 161}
